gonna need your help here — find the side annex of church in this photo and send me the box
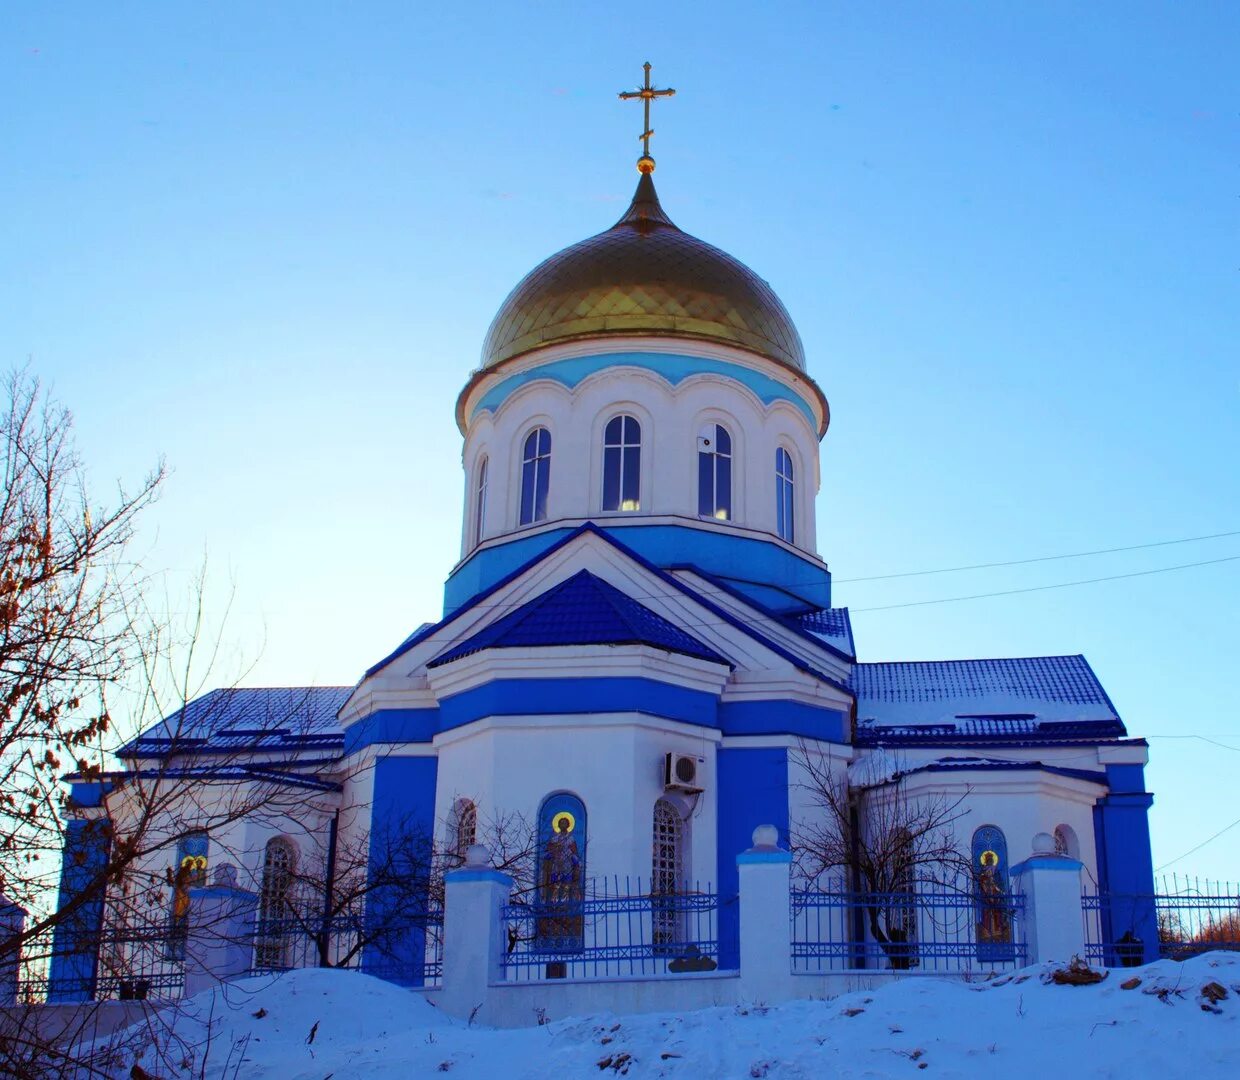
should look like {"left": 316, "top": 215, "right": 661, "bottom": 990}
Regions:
{"left": 46, "top": 80, "right": 1159, "bottom": 1008}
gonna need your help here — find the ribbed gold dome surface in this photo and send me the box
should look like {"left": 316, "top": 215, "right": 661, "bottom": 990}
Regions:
{"left": 480, "top": 173, "right": 806, "bottom": 372}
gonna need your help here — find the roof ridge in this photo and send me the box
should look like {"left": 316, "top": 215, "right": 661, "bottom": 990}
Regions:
{"left": 856, "top": 654, "right": 1086, "bottom": 668}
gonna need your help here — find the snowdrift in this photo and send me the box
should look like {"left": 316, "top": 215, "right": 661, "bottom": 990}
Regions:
{"left": 112, "top": 953, "right": 1239, "bottom": 1079}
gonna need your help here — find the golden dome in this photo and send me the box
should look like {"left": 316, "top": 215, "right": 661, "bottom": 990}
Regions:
{"left": 480, "top": 173, "right": 807, "bottom": 372}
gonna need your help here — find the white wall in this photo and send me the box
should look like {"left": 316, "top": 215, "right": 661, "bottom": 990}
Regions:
{"left": 459, "top": 344, "right": 823, "bottom": 559}
{"left": 433, "top": 714, "right": 722, "bottom": 891}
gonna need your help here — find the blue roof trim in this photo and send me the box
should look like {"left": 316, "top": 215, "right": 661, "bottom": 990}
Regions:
{"left": 855, "top": 718, "right": 1126, "bottom": 747}
{"left": 81, "top": 764, "right": 342, "bottom": 793}
{"left": 898, "top": 757, "right": 1107, "bottom": 786}
{"left": 667, "top": 565, "right": 855, "bottom": 664}
{"left": 428, "top": 569, "right": 731, "bottom": 668}
{"left": 366, "top": 524, "right": 853, "bottom": 695}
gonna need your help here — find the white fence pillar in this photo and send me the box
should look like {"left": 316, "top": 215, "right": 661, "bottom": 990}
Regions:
{"left": 441, "top": 844, "right": 512, "bottom": 1023}
{"left": 738, "top": 825, "right": 793, "bottom": 1004}
{"left": 0, "top": 893, "right": 26, "bottom": 1005}
{"left": 184, "top": 864, "right": 259, "bottom": 999}
{"left": 1011, "top": 832, "right": 1086, "bottom": 964}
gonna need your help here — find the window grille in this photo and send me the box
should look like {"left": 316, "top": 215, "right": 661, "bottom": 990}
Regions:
{"left": 455, "top": 800, "right": 478, "bottom": 858}
{"left": 256, "top": 838, "right": 296, "bottom": 969}
{"left": 652, "top": 800, "right": 684, "bottom": 948}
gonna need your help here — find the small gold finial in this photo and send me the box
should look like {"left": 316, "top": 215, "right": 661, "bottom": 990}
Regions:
{"left": 618, "top": 61, "right": 675, "bottom": 172}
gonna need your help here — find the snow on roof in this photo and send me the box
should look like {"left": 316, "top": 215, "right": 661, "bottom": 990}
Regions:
{"left": 124, "top": 686, "right": 353, "bottom": 757}
{"left": 851, "top": 655, "right": 1124, "bottom": 737}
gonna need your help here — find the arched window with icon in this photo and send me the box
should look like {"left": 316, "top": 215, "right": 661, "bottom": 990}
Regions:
{"left": 972, "top": 825, "right": 1014, "bottom": 961}
{"left": 165, "top": 831, "right": 208, "bottom": 959}
{"left": 697, "top": 423, "right": 732, "bottom": 520}
{"left": 536, "top": 793, "right": 587, "bottom": 952}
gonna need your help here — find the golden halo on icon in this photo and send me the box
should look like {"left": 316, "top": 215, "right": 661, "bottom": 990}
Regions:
{"left": 553, "top": 812, "right": 576, "bottom": 834}
{"left": 980, "top": 849, "right": 999, "bottom": 868}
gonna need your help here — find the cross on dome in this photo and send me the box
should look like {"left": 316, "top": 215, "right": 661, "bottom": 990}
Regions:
{"left": 618, "top": 61, "right": 675, "bottom": 173}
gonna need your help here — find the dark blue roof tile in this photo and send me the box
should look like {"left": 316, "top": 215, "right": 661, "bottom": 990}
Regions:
{"left": 429, "top": 569, "right": 730, "bottom": 669}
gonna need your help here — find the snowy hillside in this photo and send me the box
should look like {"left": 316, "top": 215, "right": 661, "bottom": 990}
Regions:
{"left": 113, "top": 954, "right": 1239, "bottom": 1079}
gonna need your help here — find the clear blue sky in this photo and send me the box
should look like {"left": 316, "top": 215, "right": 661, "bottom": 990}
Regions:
{"left": 3, "top": 4, "right": 1237, "bottom": 881}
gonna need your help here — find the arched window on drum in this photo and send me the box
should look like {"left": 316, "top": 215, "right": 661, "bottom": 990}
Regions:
{"left": 602, "top": 415, "right": 641, "bottom": 512}
{"left": 256, "top": 837, "right": 297, "bottom": 970}
{"left": 652, "top": 799, "right": 686, "bottom": 949}
{"left": 972, "top": 825, "right": 1015, "bottom": 962}
{"left": 472, "top": 456, "right": 488, "bottom": 546}
{"left": 775, "top": 447, "right": 795, "bottom": 542}
{"left": 519, "top": 428, "right": 551, "bottom": 526}
{"left": 697, "top": 423, "right": 732, "bottom": 520}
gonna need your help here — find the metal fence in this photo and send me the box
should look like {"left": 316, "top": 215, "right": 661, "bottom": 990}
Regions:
{"left": 1084, "top": 876, "right": 1240, "bottom": 965}
{"left": 791, "top": 882, "right": 1027, "bottom": 974}
{"left": 13, "top": 927, "right": 186, "bottom": 1004}
{"left": 502, "top": 878, "right": 726, "bottom": 981}
{"left": 249, "top": 906, "right": 444, "bottom": 988}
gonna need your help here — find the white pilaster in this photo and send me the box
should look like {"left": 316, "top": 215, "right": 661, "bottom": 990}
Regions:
{"left": 184, "top": 864, "right": 259, "bottom": 999}
{"left": 441, "top": 845, "right": 512, "bottom": 1023}
{"left": 1011, "top": 832, "right": 1087, "bottom": 964}
{"left": 737, "top": 824, "right": 793, "bottom": 1004}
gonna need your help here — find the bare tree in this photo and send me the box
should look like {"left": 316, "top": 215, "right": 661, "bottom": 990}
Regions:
{"left": 790, "top": 741, "right": 972, "bottom": 967}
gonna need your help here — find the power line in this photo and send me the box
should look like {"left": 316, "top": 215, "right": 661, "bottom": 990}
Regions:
{"left": 1156, "top": 814, "right": 1240, "bottom": 872}
{"left": 851, "top": 554, "right": 1240, "bottom": 613}
{"left": 836, "top": 529, "right": 1240, "bottom": 583}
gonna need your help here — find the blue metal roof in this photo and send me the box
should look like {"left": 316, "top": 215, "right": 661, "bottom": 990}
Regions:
{"left": 429, "top": 569, "right": 731, "bottom": 668}
{"left": 123, "top": 686, "right": 352, "bottom": 757}
{"left": 791, "top": 607, "right": 855, "bottom": 659}
{"left": 851, "top": 654, "right": 1125, "bottom": 743}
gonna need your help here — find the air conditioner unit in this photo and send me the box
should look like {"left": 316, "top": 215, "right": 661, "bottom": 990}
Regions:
{"left": 664, "top": 752, "right": 703, "bottom": 793}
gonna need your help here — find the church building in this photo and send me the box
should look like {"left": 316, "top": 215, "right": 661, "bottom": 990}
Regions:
{"left": 47, "top": 68, "right": 1158, "bottom": 1003}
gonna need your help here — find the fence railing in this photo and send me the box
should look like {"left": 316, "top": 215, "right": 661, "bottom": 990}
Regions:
{"left": 501, "top": 878, "right": 726, "bottom": 981}
{"left": 249, "top": 907, "right": 444, "bottom": 988}
{"left": 13, "top": 927, "right": 187, "bottom": 1004}
{"left": 1083, "top": 885, "right": 1240, "bottom": 965}
{"left": 791, "top": 885, "right": 1027, "bottom": 974}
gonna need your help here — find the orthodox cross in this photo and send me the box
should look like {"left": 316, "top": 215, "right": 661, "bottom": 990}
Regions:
{"left": 618, "top": 61, "right": 675, "bottom": 172}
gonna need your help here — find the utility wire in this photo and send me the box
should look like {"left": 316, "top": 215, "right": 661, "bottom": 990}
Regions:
{"left": 851, "top": 554, "right": 1240, "bottom": 613}
{"left": 836, "top": 529, "right": 1240, "bottom": 583}
{"left": 1156, "top": 815, "right": 1240, "bottom": 872}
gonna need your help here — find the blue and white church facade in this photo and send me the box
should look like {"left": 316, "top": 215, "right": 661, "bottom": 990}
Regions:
{"left": 45, "top": 157, "right": 1158, "bottom": 1008}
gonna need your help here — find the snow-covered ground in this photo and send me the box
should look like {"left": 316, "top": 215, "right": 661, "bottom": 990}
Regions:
{"left": 112, "top": 954, "right": 1240, "bottom": 1079}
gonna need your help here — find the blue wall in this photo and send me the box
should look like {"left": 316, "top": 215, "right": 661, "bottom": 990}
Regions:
{"left": 344, "top": 681, "right": 849, "bottom": 757}
{"left": 363, "top": 755, "right": 439, "bottom": 986}
{"left": 48, "top": 817, "right": 112, "bottom": 1003}
{"left": 444, "top": 523, "right": 831, "bottom": 616}
{"left": 715, "top": 747, "right": 790, "bottom": 969}
{"left": 1093, "top": 761, "right": 1159, "bottom": 964}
